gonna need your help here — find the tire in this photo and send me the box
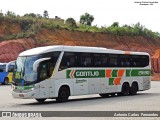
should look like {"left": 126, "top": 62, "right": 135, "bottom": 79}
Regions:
{"left": 36, "top": 98, "right": 46, "bottom": 103}
{"left": 129, "top": 82, "right": 138, "bottom": 95}
{"left": 56, "top": 87, "right": 70, "bottom": 103}
{"left": 120, "top": 83, "right": 130, "bottom": 96}
{"left": 99, "top": 93, "right": 109, "bottom": 98}
{"left": 2, "top": 77, "right": 9, "bottom": 85}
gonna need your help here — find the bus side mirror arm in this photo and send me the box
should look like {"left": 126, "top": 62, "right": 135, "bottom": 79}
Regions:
{"left": 33, "top": 58, "right": 51, "bottom": 72}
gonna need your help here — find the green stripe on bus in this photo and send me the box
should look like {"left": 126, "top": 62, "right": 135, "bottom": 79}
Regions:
{"left": 112, "top": 70, "right": 118, "bottom": 77}
{"left": 109, "top": 78, "right": 114, "bottom": 85}
{"left": 66, "top": 70, "right": 72, "bottom": 78}
{"left": 126, "top": 69, "right": 151, "bottom": 77}
{"left": 15, "top": 85, "right": 34, "bottom": 90}
{"left": 126, "top": 70, "right": 131, "bottom": 77}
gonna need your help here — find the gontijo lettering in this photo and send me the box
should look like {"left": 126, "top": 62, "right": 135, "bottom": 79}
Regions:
{"left": 67, "top": 70, "right": 105, "bottom": 78}
{"left": 76, "top": 71, "right": 99, "bottom": 77}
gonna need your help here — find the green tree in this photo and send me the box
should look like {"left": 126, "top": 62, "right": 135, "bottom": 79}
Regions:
{"left": 43, "top": 10, "right": 49, "bottom": 18}
{"left": 0, "top": 12, "right": 4, "bottom": 21}
{"left": 80, "top": 13, "right": 94, "bottom": 26}
{"left": 36, "top": 14, "right": 42, "bottom": 18}
{"left": 111, "top": 22, "right": 119, "bottom": 27}
{"left": 24, "top": 13, "right": 42, "bottom": 18}
{"left": 24, "top": 13, "right": 37, "bottom": 18}
{"left": 5, "top": 11, "right": 16, "bottom": 18}
{"left": 65, "top": 18, "right": 76, "bottom": 27}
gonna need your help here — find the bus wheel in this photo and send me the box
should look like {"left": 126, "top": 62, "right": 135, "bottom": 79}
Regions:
{"left": 121, "top": 83, "right": 129, "bottom": 96}
{"left": 36, "top": 98, "right": 46, "bottom": 103}
{"left": 129, "top": 82, "right": 138, "bottom": 95}
{"left": 99, "top": 93, "right": 109, "bottom": 98}
{"left": 2, "top": 77, "right": 9, "bottom": 85}
{"left": 56, "top": 87, "right": 69, "bottom": 103}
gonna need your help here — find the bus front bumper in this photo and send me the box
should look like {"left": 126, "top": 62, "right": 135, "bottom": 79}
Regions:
{"left": 12, "top": 91, "right": 36, "bottom": 99}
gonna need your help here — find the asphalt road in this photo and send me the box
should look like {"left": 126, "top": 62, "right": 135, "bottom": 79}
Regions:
{"left": 0, "top": 81, "right": 160, "bottom": 120}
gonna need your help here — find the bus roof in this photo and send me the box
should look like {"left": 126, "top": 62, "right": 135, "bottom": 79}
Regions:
{"left": 19, "top": 45, "right": 149, "bottom": 56}
{"left": 0, "top": 62, "right": 15, "bottom": 66}
{"left": 0, "top": 63, "right": 7, "bottom": 65}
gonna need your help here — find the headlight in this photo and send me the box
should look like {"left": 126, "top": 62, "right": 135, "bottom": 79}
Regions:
{"left": 31, "top": 88, "right": 34, "bottom": 91}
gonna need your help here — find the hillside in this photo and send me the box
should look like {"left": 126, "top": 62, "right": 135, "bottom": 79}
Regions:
{"left": 0, "top": 21, "right": 160, "bottom": 80}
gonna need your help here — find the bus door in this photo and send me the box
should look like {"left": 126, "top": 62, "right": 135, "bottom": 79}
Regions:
{"left": 38, "top": 61, "right": 51, "bottom": 98}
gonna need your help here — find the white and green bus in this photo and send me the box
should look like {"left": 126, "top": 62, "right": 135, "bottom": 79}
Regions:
{"left": 12, "top": 45, "right": 151, "bottom": 102}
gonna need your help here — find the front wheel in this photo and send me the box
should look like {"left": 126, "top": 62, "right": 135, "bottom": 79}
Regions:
{"left": 36, "top": 98, "right": 46, "bottom": 103}
{"left": 2, "top": 77, "right": 9, "bottom": 85}
{"left": 56, "top": 87, "right": 69, "bottom": 103}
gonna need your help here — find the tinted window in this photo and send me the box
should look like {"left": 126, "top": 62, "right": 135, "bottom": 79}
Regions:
{"left": 108, "top": 55, "right": 119, "bottom": 67}
{"left": 8, "top": 65, "right": 15, "bottom": 72}
{"left": 0, "top": 65, "right": 6, "bottom": 72}
{"left": 58, "top": 52, "right": 149, "bottom": 70}
{"left": 92, "top": 54, "right": 108, "bottom": 67}
{"left": 39, "top": 59, "right": 56, "bottom": 81}
{"left": 79, "top": 53, "right": 91, "bottom": 67}
{"left": 38, "top": 52, "right": 60, "bottom": 81}
{"left": 130, "top": 55, "right": 149, "bottom": 67}
{"left": 59, "top": 52, "right": 77, "bottom": 70}
{"left": 119, "top": 55, "right": 130, "bottom": 67}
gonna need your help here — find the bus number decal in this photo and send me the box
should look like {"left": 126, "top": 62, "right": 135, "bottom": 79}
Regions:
{"left": 126, "top": 69, "right": 151, "bottom": 77}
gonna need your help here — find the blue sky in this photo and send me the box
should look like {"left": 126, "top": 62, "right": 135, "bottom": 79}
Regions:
{"left": 0, "top": 0, "right": 160, "bottom": 32}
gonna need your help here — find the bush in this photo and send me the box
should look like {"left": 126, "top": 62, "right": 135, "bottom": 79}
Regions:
{"left": 0, "top": 11, "right": 159, "bottom": 40}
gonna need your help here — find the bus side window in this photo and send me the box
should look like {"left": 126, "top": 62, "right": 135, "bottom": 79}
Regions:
{"left": 39, "top": 60, "right": 54, "bottom": 81}
{"left": 102, "top": 56, "right": 108, "bottom": 67}
{"left": 93, "top": 53, "right": 103, "bottom": 67}
{"left": 59, "top": 52, "right": 76, "bottom": 71}
{"left": 0, "top": 65, "right": 5, "bottom": 72}
{"left": 140, "top": 56, "right": 149, "bottom": 67}
{"left": 109, "top": 57, "right": 118, "bottom": 67}
{"left": 8, "top": 65, "right": 14, "bottom": 72}
{"left": 39, "top": 63, "right": 48, "bottom": 80}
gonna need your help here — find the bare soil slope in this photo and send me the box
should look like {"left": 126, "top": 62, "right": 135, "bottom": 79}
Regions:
{"left": 0, "top": 29, "right": 160, "bottom": 79}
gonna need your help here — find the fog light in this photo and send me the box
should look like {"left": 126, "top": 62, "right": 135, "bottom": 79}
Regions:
{"left": 31, "top": 88, "right": 34, "bottom": 91}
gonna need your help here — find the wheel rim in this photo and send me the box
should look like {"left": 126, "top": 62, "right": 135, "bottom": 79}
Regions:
{"left": 61, "top": 91, "right": 67, "bottom": 99}
{"left": 5, "top": 78, "right": 8, "bottom": 85}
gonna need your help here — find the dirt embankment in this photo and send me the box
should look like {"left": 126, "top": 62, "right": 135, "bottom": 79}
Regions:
{"left": 0, "top": 38, "right": 37, "bottom": 62}
{"left": 152, "top": 49, "right": 160, "bottom": 80}
{"left": 0, "top": 21, "right": 21, "bottom": 37}
{"left": 0, "top": 29, "right": 160, "bottom": 79}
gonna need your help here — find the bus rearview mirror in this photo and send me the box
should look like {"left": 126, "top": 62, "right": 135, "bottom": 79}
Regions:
{"left": 33, "top": 58, "right": 51, "bottom": 72}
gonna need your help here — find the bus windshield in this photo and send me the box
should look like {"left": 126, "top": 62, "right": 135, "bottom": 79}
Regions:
{"left": 0, "top": 64, "right": 6, "bottom": 72}
{"left": 13, "top": 55, "right": 40, "bottom": 86}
